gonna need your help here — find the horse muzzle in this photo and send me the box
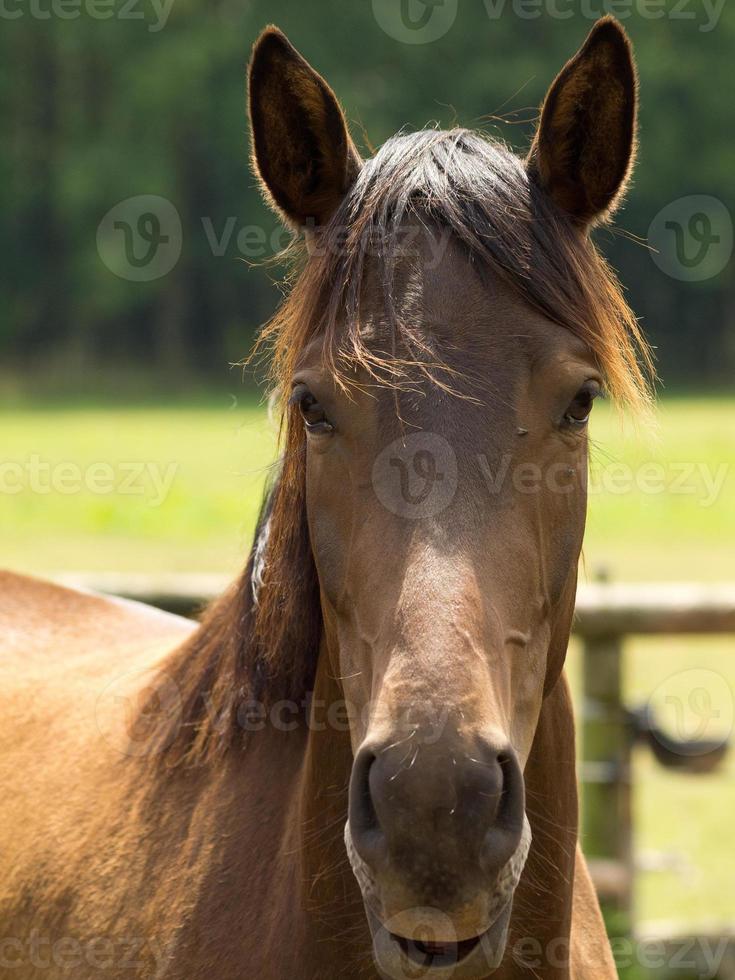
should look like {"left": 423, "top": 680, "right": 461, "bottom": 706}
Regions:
{"left": 345, "top": 819, "right": 531, "bottom": 979}
{"left": 344, "top": 731, "right": 531, "bottom": 978}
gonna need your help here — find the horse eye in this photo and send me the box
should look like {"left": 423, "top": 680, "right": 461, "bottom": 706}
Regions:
{"left": 563, "top": 380, "right": 601, "bottom": 427}
{"left": 290, "top": 384, "right": 334, "bottom": 434}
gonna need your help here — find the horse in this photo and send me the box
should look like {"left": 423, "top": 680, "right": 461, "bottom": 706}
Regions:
{"left": 0, "top": 16, "right": 653, "bottom": 980}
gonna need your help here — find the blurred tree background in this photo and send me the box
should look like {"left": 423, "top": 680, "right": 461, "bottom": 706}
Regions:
{"left": 1, "top": 0, "right": 733, "bottom": 395}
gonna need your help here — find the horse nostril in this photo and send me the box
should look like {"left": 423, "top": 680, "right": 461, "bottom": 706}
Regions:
{"left": 348, "top": 746, "right": 386, "bottom": 868}
{"left": 473, "top": 752, "right": 505, "bottom": 821}
{"left": 479, "top": 748, "right": 525, "bottom": 876}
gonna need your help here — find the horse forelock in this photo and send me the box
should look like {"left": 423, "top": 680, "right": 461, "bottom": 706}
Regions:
{"left": 256, "top": 126, "right": 653, "bottom": 414}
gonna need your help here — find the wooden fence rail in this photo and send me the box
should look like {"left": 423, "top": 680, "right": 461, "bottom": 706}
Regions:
{"left": 54, "top": 573, "right": 735, "bottom": 635}
{"left": 55, "top": 573, "right": 735, "bottom": 935}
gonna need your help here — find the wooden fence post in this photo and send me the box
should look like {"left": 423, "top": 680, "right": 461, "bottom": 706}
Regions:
{"left": 581, "top": 631, "right": 633, "bottom": 926}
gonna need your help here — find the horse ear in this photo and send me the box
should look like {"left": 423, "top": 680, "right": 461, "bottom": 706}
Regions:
{"left": 248, "top": 26, "right": 361, "bottom": 229}
{"left": 527, "top": 16, "right": 638, "bottom": 227}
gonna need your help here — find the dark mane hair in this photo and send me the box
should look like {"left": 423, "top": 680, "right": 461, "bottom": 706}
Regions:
{"left": 149, "top": 128, "right": 653, "bottom": 767}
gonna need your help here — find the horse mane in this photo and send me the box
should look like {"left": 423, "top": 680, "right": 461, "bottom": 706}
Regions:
{"left": 148, "top": 128, "right": 653, "bottom": 767}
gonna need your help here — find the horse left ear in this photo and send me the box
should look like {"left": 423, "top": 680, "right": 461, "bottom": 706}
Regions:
{"left": 527, "top": 16, "right": 638, "bottom": 227}
{"left": 248, "top": 26, "right": 361, "bottom": 229}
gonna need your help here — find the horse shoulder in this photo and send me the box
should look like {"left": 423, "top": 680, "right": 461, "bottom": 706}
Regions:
{"left": 0, "top": 571, "right": 198, "bottom": 973}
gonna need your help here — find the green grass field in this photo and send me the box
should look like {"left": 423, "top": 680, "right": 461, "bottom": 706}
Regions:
{"left": 2, "top": 394, "right": 734, "bottom": 933}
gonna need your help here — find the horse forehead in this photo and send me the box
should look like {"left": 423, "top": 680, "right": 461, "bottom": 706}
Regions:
{"left": 367, "top": 230, "right": 542, "bottom": 358}
{"left": 404, "top": 239, "right": 594, "bottom": 378}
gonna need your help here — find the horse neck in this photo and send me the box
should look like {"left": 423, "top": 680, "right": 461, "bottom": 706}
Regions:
{"left": 293, "top": 640, "right": 374, "bottom": 974}
{"left": 498, "top": 672, "right": 579, "bottom": 980}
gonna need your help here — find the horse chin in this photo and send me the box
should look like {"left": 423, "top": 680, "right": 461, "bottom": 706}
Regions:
{"left": 346, "top": 818, "right": 532, "bottom": 980}
{"left": 365, "top": 903, "right": 512, "bottom": 980}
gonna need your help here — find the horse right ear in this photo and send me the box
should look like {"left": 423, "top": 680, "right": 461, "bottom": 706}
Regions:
{"left": 527, "top": 16, "right": 638, "bottom": 227}
{"left": 248, "top": 27, "right": 361, "bottom": 229}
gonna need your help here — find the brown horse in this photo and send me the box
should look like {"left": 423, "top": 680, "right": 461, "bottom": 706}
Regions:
{"left": 0, "top": 18, "right": 652, "bottom": 980}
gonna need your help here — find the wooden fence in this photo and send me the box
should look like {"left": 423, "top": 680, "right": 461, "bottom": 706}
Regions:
{"left": 574, "top": 582, "right": 735, "bottom": 933}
